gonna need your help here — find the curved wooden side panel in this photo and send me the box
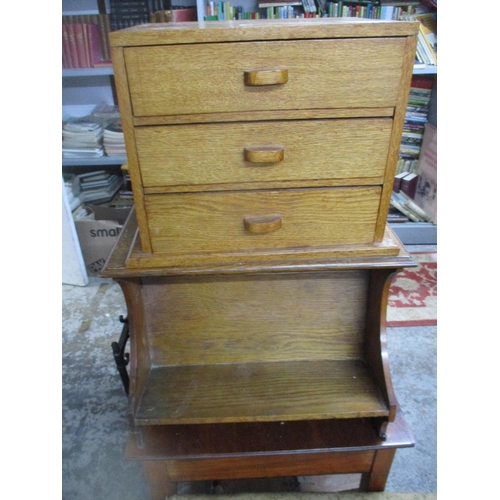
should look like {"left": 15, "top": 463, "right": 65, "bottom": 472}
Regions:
{"left": 364, "top": 268, "right": 401, "bottom": 431}
{"left": 115, "top": 277, "right": 151, "bottom": 418}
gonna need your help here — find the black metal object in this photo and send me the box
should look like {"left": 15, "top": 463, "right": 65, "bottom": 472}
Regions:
{"left": 111, "top": 315, "right": 130, "bottom": 395}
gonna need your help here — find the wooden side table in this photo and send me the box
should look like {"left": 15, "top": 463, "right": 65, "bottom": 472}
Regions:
{"left": 102, "top": 210, "right": 415, "bottom": 499}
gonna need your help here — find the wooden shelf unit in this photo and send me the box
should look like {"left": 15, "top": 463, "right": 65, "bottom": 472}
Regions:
{"left": 103, "top": 207, "right": 416, "bottom": 430}
{"left": 103, "top": 209, "right": 416, "bottom": 498}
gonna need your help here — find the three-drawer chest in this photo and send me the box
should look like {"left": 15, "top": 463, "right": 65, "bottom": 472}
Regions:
{"left": 103, "top": 18, "right": 420, "bottom": 498}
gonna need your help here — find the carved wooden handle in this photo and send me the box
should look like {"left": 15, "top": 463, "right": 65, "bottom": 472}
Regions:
{"left": 244, "top": 146, "right": 285, "bottom": 163}
{"left": 244, "top": 69, "right": 288, "bottom": 86}
{"left": 243, "top": 214, "right": 282, "bottom": 234}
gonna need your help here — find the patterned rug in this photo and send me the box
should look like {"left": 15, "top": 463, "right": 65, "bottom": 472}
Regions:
{"left": 387, "top": 252, "right": 437, "bottom": 327}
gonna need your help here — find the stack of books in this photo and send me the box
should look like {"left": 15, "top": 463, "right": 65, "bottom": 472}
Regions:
{"left": 103, "top": 120, "right": 126, "bottom": 157}
{"left": 404, "top": 11, "right": 437, "bottom": 66}
{"left": 390, "top": 190, "right": 432, "bottom": 223}
{"left": 396, "top": 81, "right": 432, "bottom": 175}
{"left": 79, "top": 171, "right": 123, "bottom": 204}
{"left": 110, "top": 0, "right": 151, "bottom": 31}
{"left": 62, "top": 117, "right": 104, "bottom": 159}
{"left": 64, "top": 174, "right": 82, "bottom": 211}
{"left": 65, "top": 171, "right": 124, "bottom": 213}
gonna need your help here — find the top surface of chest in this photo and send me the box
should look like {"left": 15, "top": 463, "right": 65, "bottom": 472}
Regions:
{"left": 110, "top": 18, "right": 419, "bottom": 46}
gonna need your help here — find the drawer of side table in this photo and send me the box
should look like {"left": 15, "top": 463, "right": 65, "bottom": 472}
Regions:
{"left": 136, "top": 118, "right": 392, "bottom": 190}
{"left": 124, "top": 38, "right": 407, "bottom": 117}
{"left": 144, "top": 186, "right": 381, "bottom": 256}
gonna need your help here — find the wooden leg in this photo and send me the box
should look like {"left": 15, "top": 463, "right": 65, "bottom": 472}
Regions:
{"left": 359, "top": 449, "right": 396, "bottom": 491}
{"left": 143, "top": 461, "right": 177, "bottom": 500}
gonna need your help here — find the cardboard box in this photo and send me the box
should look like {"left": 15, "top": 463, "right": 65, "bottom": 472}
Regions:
{"left": 75, "top": 204, "right": 132, "bottom": 276}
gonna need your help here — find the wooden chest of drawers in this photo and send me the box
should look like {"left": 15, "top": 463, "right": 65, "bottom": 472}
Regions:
{"left": 110, "top": 18, "right": 418, "bottom": 269}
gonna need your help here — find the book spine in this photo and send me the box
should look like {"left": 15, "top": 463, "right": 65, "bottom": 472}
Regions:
{"left": 62, "top": 23, "right": 74, "bottom": 68}
{"left": 82, "top": 23, "right": 91, "bottom": 69}
{"left": 98, "top": 14, "right": 110, "bottom": 62}
{"left": 87, "top": 24, "right": 103, "bottom": 67}
{"left": 73, "top": 24, "right": 89, "bottom": 68}
{"left": 400, "top": 175, "right": 418, "bottom": 199}
{"left": 393, "top": 176, "right": 402, "bottom": 193}
{"left": 66, "top": 23, "right": 81, "bottom": 68}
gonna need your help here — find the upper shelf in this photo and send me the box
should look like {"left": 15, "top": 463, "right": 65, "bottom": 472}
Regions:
{"left": 412, "top": 65, "right": 437, "bottom": 75}
{"left": 62, "top": 67, "right": 114, "bottom": 77}
{"left": 62, "top": 156, "right": 126, "bottom": 167}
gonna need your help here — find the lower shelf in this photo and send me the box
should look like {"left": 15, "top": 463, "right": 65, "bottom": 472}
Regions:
{"left": 134, "top": 359, "right": 389, "bottom": 425}
{"left": 127, "top": 407, "right": 414, "bottom": 461}
{"left": 389, "top": 222, "right": 437, "bottom": 245}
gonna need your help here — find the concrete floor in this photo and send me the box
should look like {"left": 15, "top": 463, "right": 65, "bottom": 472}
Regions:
{"left": 62, "top": 246, "right": 437, "bottom": 499}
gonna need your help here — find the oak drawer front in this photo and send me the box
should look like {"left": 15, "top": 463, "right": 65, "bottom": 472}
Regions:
{"left": 136, "top": 118, "right": 392, "bottom": 189}
{"left": 144, "top": 187, "right": 381, "bottom": 255}
{"left": 124, "top": 38, "right": 407, "bottom": 117}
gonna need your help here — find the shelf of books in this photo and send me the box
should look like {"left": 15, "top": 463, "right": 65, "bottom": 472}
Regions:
{"left": 388, "top": 69, "right": 437, "bottom": 245}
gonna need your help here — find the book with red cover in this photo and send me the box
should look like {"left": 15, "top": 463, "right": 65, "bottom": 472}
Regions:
{"left": 170, "top": 8, "right": 197, "bottom": 22}
{"left": 86, "top": 23, "right": 111, "bottom": 67}
{"left": 62, "top": 24, "right": 74, "bottom": 68}
{"left": 66, "top": 23, "right": 80, "bottom": 68}
{"left": 400, "top": 172, "right": 419, "bottom": 199}
{"left": 73, "top": 23, "right": 89, "bottom": 68}
{"left": 411, "top": 75, "right": 434, "bottom": 90}
{"left": 393, "top": 172, "right": 408, "bottom": 193}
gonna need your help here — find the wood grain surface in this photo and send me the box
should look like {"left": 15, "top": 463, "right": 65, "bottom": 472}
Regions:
{"left": 101, "top": 209, "right": 411, "bottom": 276}
{"left": 124, "top": 38, "right": 406, "bottom": 117}
{"left": 109, "top": 18, "right": 419, "bottom": 47}
{"left": 110, "top": 46, "right": 152, "bottom": 252}
{"left": 144, "top": 187, "right": 381, "bottom": 255}
{"left": 126, "top": 407, "right": 414, "bottom": 459}
{"left": 134, "top": 359, "right": 388, "bottom": 424}
{"left": 135, "top": 118, "right": 392, "bottom": 190}
{"left": 141, "top": 270, "right": 369, "bottom": 365}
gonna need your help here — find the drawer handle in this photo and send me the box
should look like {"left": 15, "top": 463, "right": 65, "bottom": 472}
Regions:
{"left": 244, "top": 146, "right": 284, "bottom": 163}
{"left": 244, "top": 69, "right": 288, "bottom": 86}
{"left": 244, "top": 214, "right": 282, "bottom": 234}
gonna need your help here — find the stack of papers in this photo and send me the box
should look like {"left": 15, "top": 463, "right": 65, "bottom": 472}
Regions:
{"left": 103, "top": 119, "right": 126, "bottom": 157}
{"left": 62, "top": 116, "right": 104, "bottom": 158}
